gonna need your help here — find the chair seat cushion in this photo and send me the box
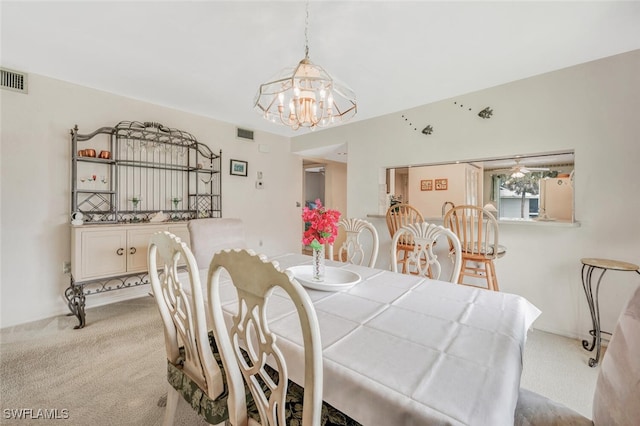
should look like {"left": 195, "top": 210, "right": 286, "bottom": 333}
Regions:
{"left": 461, "top": 243, "right": 507, "bottom": 257}
{"left": 167, "top": 335, "right": 230, "bottom": 424}
{"left": 168, "top": 332, "right": 361, "bottom": 426}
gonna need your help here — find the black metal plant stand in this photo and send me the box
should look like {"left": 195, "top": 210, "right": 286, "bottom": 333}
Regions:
{"left": 580, "top": 258, "right": 640, "bottom": 367}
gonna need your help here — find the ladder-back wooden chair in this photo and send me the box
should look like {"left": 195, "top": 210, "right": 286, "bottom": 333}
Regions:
{"left": 386, "top": 203, "right": 424, "bottom": 273}
{"left": 391, "top": 222, "right": 462, "bottom": 283}
{"left": 328, "top": 217, "right": 379, "bottom": 267}
{"left": 443, "top": 205, "right": 506, "bottom": 291}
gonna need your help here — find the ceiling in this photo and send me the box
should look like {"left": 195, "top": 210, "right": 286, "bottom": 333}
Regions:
{"left": 2, "top": 1, "right": 640, "bottom": 142}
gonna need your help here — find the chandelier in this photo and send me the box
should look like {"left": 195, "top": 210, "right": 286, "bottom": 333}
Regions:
{"left": 254, "top": 2, "right": 357, "bottom": 131}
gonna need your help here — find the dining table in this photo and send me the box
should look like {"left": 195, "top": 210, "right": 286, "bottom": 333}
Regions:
{"left": 187, "top": 252, "right": 541, "bottom": 426}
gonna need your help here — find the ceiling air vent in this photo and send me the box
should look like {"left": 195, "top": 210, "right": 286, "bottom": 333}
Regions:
{"left": 236, "top": 127, "right": 254, "bottom": 141}
{"left": 1, "top": 68, "right": 28, "bottom": 94}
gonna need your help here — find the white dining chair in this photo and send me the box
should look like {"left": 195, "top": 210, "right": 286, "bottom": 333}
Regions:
{"left": 207, "top": 249, "right": 324, "bottom": 426}
{"left": 391, "top": 222, "right": 462, "bottom": 283}
{"left": 147, "top": 231, "right": 229, "bottom": 426}
{"left": 328, "top": 217, "right": 379, "bottom": 267}
{"left": 515, "top": 284, "right": 640, "bottom": 426}
{"left": 187, "top": 218, "right": 246, "bottom": 267}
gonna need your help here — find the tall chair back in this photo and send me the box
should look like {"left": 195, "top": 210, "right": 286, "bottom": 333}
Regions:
{"left": 391, "top": 222, "right": 462, "bottom": 283}
{"left": 386, "top": 203, "right": 424, "bottom": 273}
{"left": 329, "top": 217, "right": 379, "bottom": 267}
{"left": 207, "top": 249, "right": 323, "bottom": 426}
{"left": 187, "top": 218, "right": 246, "bottom": 267}
{"left": 592, "top": 284, "right": 640, "bottom": 425}
{"left": 515, "top": 284, "right": 640, "bottom": 425}
{"left": 148, "top": 231, "right": 227, "bottom": 425}
{"left": 443, "top": 205, "right": 506, "bottom": 291}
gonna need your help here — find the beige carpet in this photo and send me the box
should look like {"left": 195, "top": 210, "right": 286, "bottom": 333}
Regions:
{"left": 0, "top": 297, "right": 208, "bottom": 426}
{"left": 1, "top": 295, "right": 599, "bottom": 425}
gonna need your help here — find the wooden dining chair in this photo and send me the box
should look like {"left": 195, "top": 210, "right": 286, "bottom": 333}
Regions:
{"left": 207, "top": 249, "right": 360, "bottom": 426}
{"left": 443, "top": 204, "right": 506, "bottom": 291}
{"left": 515, "top": 284, "right": 640, "bottom": 426}
{"left": 391, "top": 222, "right": 462, "bottom": 283}
{"left": 386, "top": 203, "right": 424, "bottom": 273}
{"left": 147, "top": 231, "right": 229, "bottom": 426}
{"left": 328, "top": 217, "right": 379, "bottom": 267}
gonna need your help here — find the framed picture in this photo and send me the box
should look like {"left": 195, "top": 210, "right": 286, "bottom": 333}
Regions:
{"left": 230, "top": 159, "right": 248, "bottom": 177}
{"left": 435, "top": 178, "right": 448, "bottom": 191}
{"left": 420, "top": 179, "right": 433, "bottom": 191}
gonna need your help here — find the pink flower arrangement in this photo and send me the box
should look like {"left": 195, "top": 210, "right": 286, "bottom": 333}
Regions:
{"left": 302, "top": 199, "right": 341, "bottom": 250}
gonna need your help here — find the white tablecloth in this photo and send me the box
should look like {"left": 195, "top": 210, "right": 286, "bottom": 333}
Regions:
{"left": 191, "top": 253, "right": 541, "bottom": 426}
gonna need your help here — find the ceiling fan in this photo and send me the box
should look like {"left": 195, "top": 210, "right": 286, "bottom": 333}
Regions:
{"left": 508, "top": 159, "right": 549, "bottom": 178}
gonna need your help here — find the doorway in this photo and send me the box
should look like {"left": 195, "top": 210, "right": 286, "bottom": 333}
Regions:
{"left": 301, "top": 159, "right": 348, "bottom": 257}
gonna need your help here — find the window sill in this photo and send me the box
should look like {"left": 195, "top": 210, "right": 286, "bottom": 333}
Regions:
{"left": 498, "top": 218, "right": 580, "bottom": 227}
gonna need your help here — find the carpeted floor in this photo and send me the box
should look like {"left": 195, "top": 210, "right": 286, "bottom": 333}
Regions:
{"left": 0, "top": 295, "right": 599, "bottom": 425}
{"left": 0, "top": 297, "right": 208, "bottom": 425}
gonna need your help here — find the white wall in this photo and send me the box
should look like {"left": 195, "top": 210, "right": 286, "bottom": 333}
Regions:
{"left": 407, "top": 163, "right": 468, "bottom": 218}
{"left": 0, "top": 74, "right": 302, "bottom": 328}
{"left": 292, "top": 50, "right": 640, "bottom": 339}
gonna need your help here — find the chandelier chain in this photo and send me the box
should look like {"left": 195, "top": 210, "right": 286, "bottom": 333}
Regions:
{"left": 304, "top": 0, "right": 310, "bottom": 58}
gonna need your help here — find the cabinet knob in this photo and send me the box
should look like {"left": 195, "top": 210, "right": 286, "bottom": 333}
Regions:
{"left": 129, "top": 247, "right": 137, "bottom": 255}
{"left": 116, "top": 248, "right": 124, "bottom": 256}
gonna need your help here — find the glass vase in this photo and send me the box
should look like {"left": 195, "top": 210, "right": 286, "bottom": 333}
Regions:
{"left": 312, "top": 245, "right": 325, "bottom": 282}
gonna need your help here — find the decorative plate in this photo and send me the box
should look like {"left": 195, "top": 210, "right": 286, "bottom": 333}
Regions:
{"left": 286, "top": 266, "right": 361, "bottom": 292}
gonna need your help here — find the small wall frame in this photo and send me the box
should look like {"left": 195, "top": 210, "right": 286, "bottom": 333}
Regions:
{"left": 230, "top": 159, "right": 248, "bottom": 177}
{"left": 435, "top": 178, "right": 448, "bottom": 191}
{"left": 420, "top": 180, "right": 433, "bottom": 191}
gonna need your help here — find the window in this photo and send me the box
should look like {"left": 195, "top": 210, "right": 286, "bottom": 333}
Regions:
{"left": 485, "top": 152, "right": 574, "bottom": 221}
{"left": 384, "top": 150, "right": 575, "bottom": 223}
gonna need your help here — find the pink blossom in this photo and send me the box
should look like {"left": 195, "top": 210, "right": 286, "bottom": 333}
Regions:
{"left": 302, "top": 199, "right": 341, "bottom": 249}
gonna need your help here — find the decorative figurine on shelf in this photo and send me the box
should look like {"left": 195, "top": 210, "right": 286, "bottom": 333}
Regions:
{"left": 149, "top": 211, "right": 169, "bottom": 223}
{"left": 70, "top": 212, "right": 84, "bottom": 226}
{"left": 130, "top": 196, "right": 142, "bottom": 222}
{"left": 301, "top": 199, "right": 341, "bottom": 282}
{"left": 171, "top": 197, "right": 182, "bottom": 221}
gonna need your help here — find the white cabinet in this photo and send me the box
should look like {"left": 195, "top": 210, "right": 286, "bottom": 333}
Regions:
{"left": 67, "top": 222, "right": 190, "bottom": 328}
{"left": 70, "top": 223, "right": 189, "bottom": 283}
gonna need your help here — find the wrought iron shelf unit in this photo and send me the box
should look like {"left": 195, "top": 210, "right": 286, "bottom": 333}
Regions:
{"left": 67, "top": 121, "right": 221, "bottom": 328}
{"left": 71, "top": 120, "right": 221, "bottom": 223}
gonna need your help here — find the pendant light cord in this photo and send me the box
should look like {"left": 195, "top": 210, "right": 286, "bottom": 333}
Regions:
{"left": 304, "top": 0, "right": 310, "bottom": 59}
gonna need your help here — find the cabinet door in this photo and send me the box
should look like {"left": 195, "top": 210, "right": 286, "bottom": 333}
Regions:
{"left": 127, "top": 226, "right": 166, "bottom": 273}
{"left": 80, "top": 229, "right": 128, "bottom": 280}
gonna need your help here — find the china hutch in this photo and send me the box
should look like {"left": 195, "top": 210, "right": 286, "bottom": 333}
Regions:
{"left": 66, "top": 121, "right": 221, "bottom": 328}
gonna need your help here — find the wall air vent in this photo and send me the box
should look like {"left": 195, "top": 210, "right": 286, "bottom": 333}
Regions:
{"left": 1, "top": 68, "right": 28, "bottom": 94}
{"left": 236, "top": 127, "right": 254, "bottom": 141}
